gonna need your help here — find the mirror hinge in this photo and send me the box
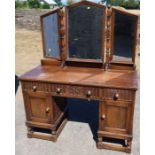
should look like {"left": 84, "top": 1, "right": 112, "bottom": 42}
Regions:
{"left": 61, "top": 60, "right": 66, "bottom": 68}
{"left": 104, "top": 63, "right": 109, "bottom": 71}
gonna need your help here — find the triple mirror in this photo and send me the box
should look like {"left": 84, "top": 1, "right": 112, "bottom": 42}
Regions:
{"left": 40, "top": 1, "right": 138, "bottom": 69}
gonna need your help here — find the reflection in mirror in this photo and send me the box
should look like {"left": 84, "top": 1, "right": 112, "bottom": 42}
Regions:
{"left": 68, "top": 5, "right": 104, "bottom": 60}
{"left": 113, "top": 12, "right": 136, "bottom": 62}
{"left": 43, "top": 13, "right": 60, "bottom": 58}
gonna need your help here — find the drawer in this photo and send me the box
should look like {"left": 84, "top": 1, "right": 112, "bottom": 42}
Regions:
{"left": 100, "top": 88, "right": 134, "bottom": 101}
{"left": 21, "top": 81, "right": 100, "bottom": 100}
{"left": 22, "top": 81, "right": 67, "bottom": 94}
{"left": 65, "top": 85, "right": 99, "bottom": 100}
{"left": 51, "top": 84, "right": 99, "bottom": 100}
{"left": 22, "top": 81, "right": 49, "bottom": 92}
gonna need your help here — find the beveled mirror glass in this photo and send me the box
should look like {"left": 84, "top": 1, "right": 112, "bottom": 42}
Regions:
{"left": 113, "top": 11, "right": 136, "bottom": 62}
{"left": 67, "top": 4, "right": 105, "bottom": 61}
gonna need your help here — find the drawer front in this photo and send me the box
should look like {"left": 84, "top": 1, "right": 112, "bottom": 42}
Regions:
{"left": 65, "top": 85, "right": 99, "bottom": 100}
{"left": 22, "top": 81, "right": 100, "bottom": 100}
{"left": 22, "top": 81, "right": 49, "bottom": 92}
{"left": 100, "top": 88, "right": 134, "bottom": 101}
{"left": 50, "top": 84, "right": 99, "bottom": 100}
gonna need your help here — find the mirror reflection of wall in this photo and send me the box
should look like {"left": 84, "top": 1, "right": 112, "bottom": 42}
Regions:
{"left": 113, "top": 12, "right": 136, "bottom": 62}
{"left": 68, "top": 5, "right": 104, "bottom": 60}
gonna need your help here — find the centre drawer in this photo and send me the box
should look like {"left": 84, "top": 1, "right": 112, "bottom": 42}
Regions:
{"left": 51, "top": 84, "right": 100, "bottom": 100}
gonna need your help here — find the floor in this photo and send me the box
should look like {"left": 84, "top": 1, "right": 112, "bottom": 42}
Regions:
{"left": 15, "top": 30, "right": 140, "bottom": 155}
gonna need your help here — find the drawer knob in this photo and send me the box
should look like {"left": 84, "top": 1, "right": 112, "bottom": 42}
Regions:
{"left": 87, "top": 90, "right": 92, "bottom": 97}
{"left": 101, "top": 114, "right": 106, "bottom": 120}
{"left": 56, "top": 88, "right": 61, "bottom": 94}
{"left": 45, "top": 107, "right": 50, "bottom": 113}
{"left": 32, "top": 86, "right": 37, "bottom": 91}
{"left": 114, "top": 93, "right": 119, "bottom": 100}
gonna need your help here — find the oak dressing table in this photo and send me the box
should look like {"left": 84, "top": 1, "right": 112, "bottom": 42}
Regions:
{"left": 19, "top": 1, "right": 138, "bottom": 153}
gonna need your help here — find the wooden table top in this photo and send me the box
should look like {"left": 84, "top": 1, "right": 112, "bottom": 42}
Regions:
{"left": 19, "top": 65, "right": 138, "bottom": 90}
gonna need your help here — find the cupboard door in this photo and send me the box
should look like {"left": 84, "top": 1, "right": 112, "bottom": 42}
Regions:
{"left": 25, "top": 91, "right": 52, "bottom": 124}
{"left": 40, "top": 9, "right": 61, "bottom": 59}
{"left": 101, "top": 100, "right": 132, "bottom": 134}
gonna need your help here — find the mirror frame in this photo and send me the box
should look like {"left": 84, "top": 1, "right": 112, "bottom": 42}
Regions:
{"left": 110, "top": 8, "right": 138, "bottom": 67}
{"left": 65, "top": 1, "right": 106, "bottom": 64}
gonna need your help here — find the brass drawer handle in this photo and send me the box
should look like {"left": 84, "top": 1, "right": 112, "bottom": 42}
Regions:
{"left": 56, "top": 88, "right": 61, "bottom": 94}
{"left": 45, "top": 107, "right": 50, "bottom": 113}
{"left": 114, "top": 93, "right": 119, "bottom": 100}
{"left": 101, "top": 114, "right": 106, "bottom": 120}
{"left": 87, "top": 90, "right": 92, "bottom": 97}
{"left": 32, "top": 86, "right": 37, "bottom": 92}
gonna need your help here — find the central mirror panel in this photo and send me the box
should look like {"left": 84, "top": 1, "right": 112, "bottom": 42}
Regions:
{"left": 67, "top": 4, "right": 105, "bottom": 61}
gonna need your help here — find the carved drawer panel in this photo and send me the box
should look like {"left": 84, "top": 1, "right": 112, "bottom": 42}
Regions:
{"left": 51, "top": 84, "right": 99, "bottom": 100}
{"left": 100, "top": 88, "right": 134, "bottom": 101}
{"left": 65, "top": 85, "right": 99, "bottom": 100}
{"left": 22, "top": 82, "right": 66, "bottom": 93}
